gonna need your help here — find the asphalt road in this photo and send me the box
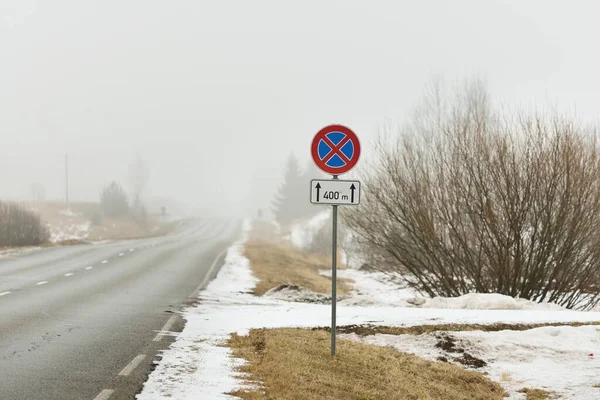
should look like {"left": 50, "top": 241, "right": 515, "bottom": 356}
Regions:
{"left": 0, "top": 218, "right": 240, "bottom": 400}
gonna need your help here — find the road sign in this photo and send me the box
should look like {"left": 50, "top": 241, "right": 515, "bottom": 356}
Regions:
{"left": 309, "top": 124, "right": 362, "bottom": 358}
{"left": 310, "top": 179, "right": 360, "bottom": 206}
{"left": 311, "top": 125, "right": 361, "bottom": 175}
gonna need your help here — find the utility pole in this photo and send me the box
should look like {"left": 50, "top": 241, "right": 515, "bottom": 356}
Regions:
{"left": 65, "top": 153, "right": 69, "bottom": 209}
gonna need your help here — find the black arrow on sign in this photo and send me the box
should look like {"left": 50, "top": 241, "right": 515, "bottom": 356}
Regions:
{"left": 350, "top": 184, "right": 356, "bottom": 203}
{"left": 315, "top": 183, "right": 322, "bottom": 201}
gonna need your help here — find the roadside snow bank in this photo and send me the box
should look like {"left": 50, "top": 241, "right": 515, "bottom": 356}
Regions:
{"left": 344, "top": 325, "right": 600, "bottom": 399}
{"left": 0, "top": 246, "right": 42, "bottom": 259}
{"left": 138, "top": 220, "right": 255, "bottom": 400}
{"left": 289, "top": 210, "right": 330, "bottom": 249}
{"left": 421, "top": 293, "right": 566, "bottom": 311}
{"left": 326, "top": 268, "right": 567, "bottom": 311}
{"left": 329, "top": 269, "right": 418, "bottom": 307}
{"left": 139, "top": 220, "right": 600, "bottom": 399}
{"left": 49, "top": 221, "right": 91, "bottom": 243}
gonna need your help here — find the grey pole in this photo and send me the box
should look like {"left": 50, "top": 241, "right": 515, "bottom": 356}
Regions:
{"left": 331, "top": 174, "right": 339, "bottom": 356}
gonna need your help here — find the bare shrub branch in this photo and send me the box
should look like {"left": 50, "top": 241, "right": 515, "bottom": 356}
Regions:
{"left": 343, "top": 80, "right": 600, "bottom": 310}
{"left": 0, "top": 201, "right": 50, "bottom": 247}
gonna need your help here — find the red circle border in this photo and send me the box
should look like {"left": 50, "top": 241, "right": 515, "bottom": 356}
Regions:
{"left": 311, "top": 124, "right": 361, "bottom": 175}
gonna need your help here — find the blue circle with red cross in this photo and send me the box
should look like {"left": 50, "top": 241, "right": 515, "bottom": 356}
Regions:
{"left": 311, "top": 124, "right": 361, "bottom": 175}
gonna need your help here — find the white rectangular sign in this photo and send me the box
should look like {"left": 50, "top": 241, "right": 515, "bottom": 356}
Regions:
{"left": 310, "top": 179, "right": 361, "bottom": 206}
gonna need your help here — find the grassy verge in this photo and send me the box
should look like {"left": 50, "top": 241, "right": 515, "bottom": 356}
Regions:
{"left": 244, "top": 234, "right": 352, "bottom": 296}
{"left": 228, "top": 328, "right": 506, "bottom": 400}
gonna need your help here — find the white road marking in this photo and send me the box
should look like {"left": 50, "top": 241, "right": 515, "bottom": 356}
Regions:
{"left": 85, "top": 266, "right": 93, "bottom": 270}
{"left": 93, "top": 389, "right": 114, "bottom": 400}
{"left": 192, "top": 247, "right": 229, "bottom": 295}
{"left": 0, "top": 291, "right": 11, "bottom": 296}
{"left": 118, "top": 253, "right": 124, "bottom": 256}
{"left": 64, "top": 273, "right": 74, "bottom": 277}
{"left": 101, "top": 260, "right": 108, "bottom": 264}
{"left": 129, "top": 248, "right": 135, "bottom": 252}
{"left": 118, "top": 354, "right": 146, "bottom": 376}
{"left": 153, "top": 314, "right": 178, "bottom": 342}
{"left": 36, "top": 281, "right": 48, "bottom": 286}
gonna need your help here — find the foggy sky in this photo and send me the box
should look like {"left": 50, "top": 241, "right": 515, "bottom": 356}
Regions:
{"left": 1, "top": 0, "right": 598, "bottom": 217}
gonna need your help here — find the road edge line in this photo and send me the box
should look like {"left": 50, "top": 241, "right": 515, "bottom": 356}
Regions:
{"left": 93, "top": 389, "right": 114, "bottom": 400}
{"left": 153, "top": 314, "right": 178, "bottom": 342}
{"left": 191, "top": 247, "right": 229, "bottom": 296}
{"left": 118, "top": 354, "right": 147, "bottom": 376}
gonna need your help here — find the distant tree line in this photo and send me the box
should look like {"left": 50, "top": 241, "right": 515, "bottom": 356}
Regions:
{"left": 97, "top": 155, "right": 149, "bottom": 227}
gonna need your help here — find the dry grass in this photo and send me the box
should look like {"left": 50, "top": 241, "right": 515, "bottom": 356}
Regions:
{"left": 29, "top": 201, "right": 180, "bottom": 241}
{"left": 244, "top": 235, "right": 352, "bottom": 296}
{"left": 517, "top": 388, "right": 553, "bottom": 399}
{"left": 228, "top": 328, "right": 506, "bottom": 400}
{"left": 317, "top": 321, "right": 600, "bottom": 337}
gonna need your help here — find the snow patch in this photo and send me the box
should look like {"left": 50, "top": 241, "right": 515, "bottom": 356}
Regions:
{"left": 139, "top": 218, "right": 600, "bottom": 399}
{"left": 326, "top": 269, "right": 419, "bottom": 307}
{"left": 58, "top": 208, "right": 78, "bottom": 218}
{"left": 345, "top": 325, "right": 600, "bottom": 399}
{"left": 0, "top": 246, "right": 41, "bottom": 259}
{"left": 49, "top": 221, "right": 90, "bottom": 243}
{"left": 138, "top": 219, "right": 257, "bottom": 400}
{"left": 289, "top": 210, "right": 330, "bottom": 249}
{"left": 421, "top": 293, "right": 566, "bottom": 311}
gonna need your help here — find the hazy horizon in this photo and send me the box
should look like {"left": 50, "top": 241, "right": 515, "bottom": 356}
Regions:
{"left": 2, "top": 0, "right": 599, "bottom": 217}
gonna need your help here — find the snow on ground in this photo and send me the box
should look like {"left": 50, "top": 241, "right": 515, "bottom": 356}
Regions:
{"left": 289, "top": 210, "right": 330, "bottom": 249}
{"left": 344, "top": 325, "right": 600, "bottom": 399}
{"left": 422, "top": 292, "right": 566, "bottom": 311}
{"left": 0, "top": 246, "right": 42, "bottom": 259}
{"left": 139, "top": 220, "right": 600, "bottom": 399}
{"left": 325, "top": 268, "right": 568, "bottom": 311}
{"left": 48, "top": 209, "right": 91, "bottom": 243}
{"left": 58, "top": 208, "right": 77, "bottom": 217}
{"left": 49, "top": 221, "right": 91, "bottom": 242}
{"left": 329, "top": 269, "right": 419, "bottom": 307}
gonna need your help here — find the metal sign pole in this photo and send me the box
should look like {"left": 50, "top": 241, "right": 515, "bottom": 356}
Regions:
{"left": 331, "top": 174, "right": 339, "bottom": 356}
{"left": 310, "top": 124, "right": 361, "bottom": 357}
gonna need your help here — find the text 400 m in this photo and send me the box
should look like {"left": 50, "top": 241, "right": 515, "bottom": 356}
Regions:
{"left": 323, "top": 191, "right": 348, "bottom": 201}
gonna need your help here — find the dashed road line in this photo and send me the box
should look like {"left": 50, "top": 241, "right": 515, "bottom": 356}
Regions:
{"left": 118, "top": 253, "right": 124, "bottom": 257}
{"left": 64, "top": 273, "right": 74, "bottom": 277}
{"left": 36, "top": 281, "right": 48, "bottom": 286}
{"left": 153, "top": 314, "right": 178, "bottom": 342}
{"left": 93, "top": 389, "right": 114, "bottom": 400}
{"left": 101, "top": 260, "right": 108, "bottom": 264}
{"left": 129, "top": 248, "right": 135, "bottom": 252}
{"left": 118, "top": 354, "right": 146, "bottom": 376}
{"left": 192, "top": 247, "right": 229, "bottom": 295}
{"left": 85, "top": 266, "right": 93, "bottom": 270}
{"left": 0, "top": 291, "right": 11, "bottom": 296}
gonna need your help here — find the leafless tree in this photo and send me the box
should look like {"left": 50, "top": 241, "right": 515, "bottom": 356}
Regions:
{"left": 343, "top": 80, "right": 600, "bottom": 310}
{"left": 129, "top": 154, "right": 149, "bottom": 208}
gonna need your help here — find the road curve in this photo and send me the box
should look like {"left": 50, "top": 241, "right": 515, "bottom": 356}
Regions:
{"left": 0, "top": 218, "right": 241, "bottom": 400}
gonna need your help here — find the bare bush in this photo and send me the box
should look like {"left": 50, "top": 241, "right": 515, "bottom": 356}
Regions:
{"left": 0, "top": 201, "right": 50, "bottom": 246}
{"left": 343, "top": 81, "right": 600, "bottom": 310}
